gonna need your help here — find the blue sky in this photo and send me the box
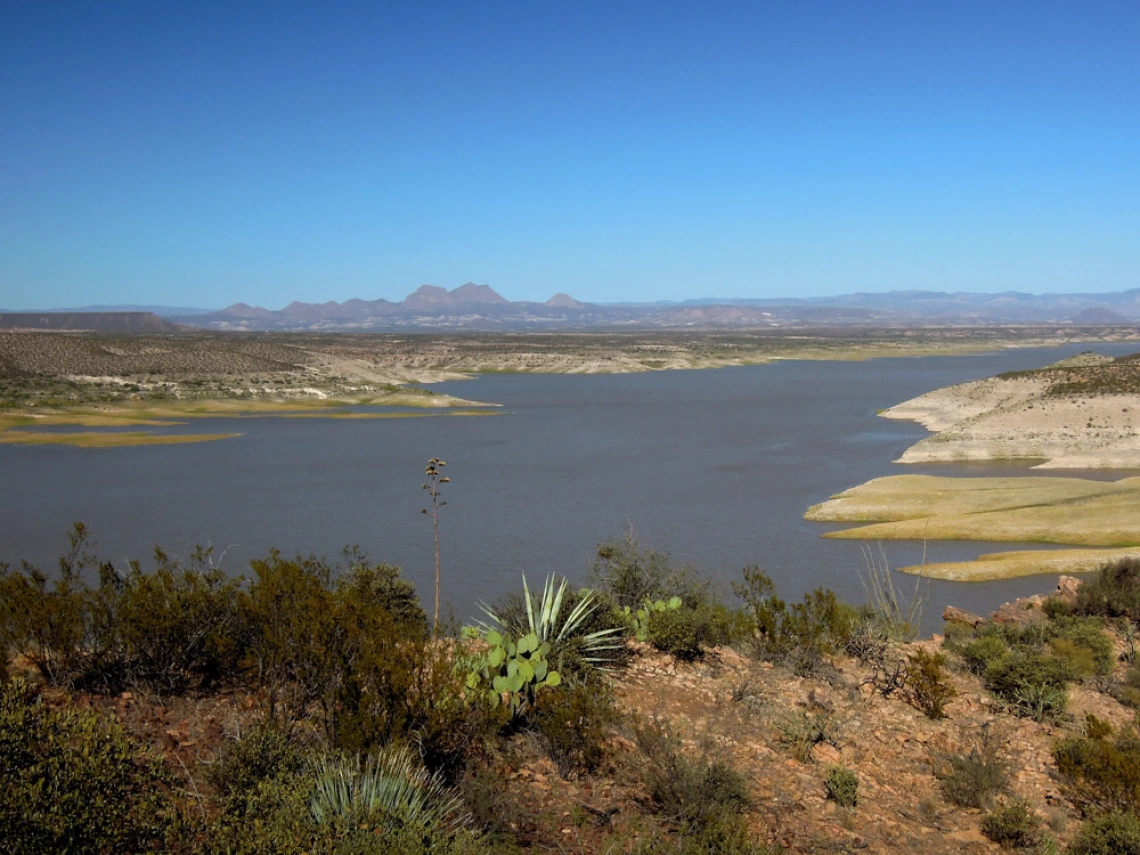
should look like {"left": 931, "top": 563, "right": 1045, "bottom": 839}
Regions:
{"left": 1, "top": 1, "right": 1138, "bottom": 309}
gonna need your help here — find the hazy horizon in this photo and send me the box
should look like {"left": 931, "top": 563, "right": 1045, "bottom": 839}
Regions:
{"left": 2, "top": 2, "right": 1138, "bottom": 310}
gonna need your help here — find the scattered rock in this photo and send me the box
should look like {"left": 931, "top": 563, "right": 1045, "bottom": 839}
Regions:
{"left": 1056, "top": 575, "right": 1083, "bottom": 603}
{"left": 942, "top": 606, "right": 984, "bottom": 626}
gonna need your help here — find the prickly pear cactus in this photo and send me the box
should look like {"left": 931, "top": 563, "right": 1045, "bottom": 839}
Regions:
{"left": 623, "top": 596, "right": 683, "bottom": 641}
{"left": 463, "top": 628, "right": 563, "bottom": 715}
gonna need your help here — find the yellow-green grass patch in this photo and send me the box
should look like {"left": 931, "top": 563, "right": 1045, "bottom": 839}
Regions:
{"left": 899, "top": 547, "right": 1140, "bottom": 581}
{"left": 806, "top": 474, "right": 1140, "bottom": 547}
{"left": 0, "top": 431, "right": 241, "bottom": 448}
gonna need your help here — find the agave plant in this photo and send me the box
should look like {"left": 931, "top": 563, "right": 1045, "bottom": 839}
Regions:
{"left": 310, "top": 744, "right": 468, "bottom": 833}
{"left": 478, "top": 573, "right": 626, "bottom": 669}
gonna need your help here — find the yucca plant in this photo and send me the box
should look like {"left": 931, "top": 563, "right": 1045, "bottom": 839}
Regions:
{"left": 478, "top": 573, "right": 625, "bottom": 669}
{"left": 309, "top": 744, "right": 468, "bottom": 834}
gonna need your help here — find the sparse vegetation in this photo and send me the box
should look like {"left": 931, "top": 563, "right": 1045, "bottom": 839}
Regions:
{"left": 1053, "top": 717, "right": 1140, "bottom": 816}
{"left": 1066, "top": 811, "right": 1140, "bottom": 855}
{"left": 981, "top": 799, "right": 1043, "bottom": 849}
{"left": 824, "top": 765, "right": 859, "bottom": 808}
{"left": 905, "top": 648, "right": 957, "bottom": 719}
{"left": 938, "top": 725, "right": 1010, "bottom": 809}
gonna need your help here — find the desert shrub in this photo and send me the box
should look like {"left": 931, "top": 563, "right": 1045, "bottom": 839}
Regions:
{"left": 981, "top": 645, "right": 1071, "bottom": 703}
{"left": 1049, "top": 617, "right": 1115, "bottom": 677}
{"left": 456, "top": 763, "right": 526, "bottom": 847}
{"left": 0, "top": 677, "right": 176, "bottom": 854}
{"left": 734, "top": 565, "right": 859, "bottom": 666}
{"left": 630, "top": 717, "right": 751, "bottom": 837}
{"left": 775, "top": 709, "right": 840, "bottom": 764}
{"left": 340, "top": 628, "right": 488, "bottom": 782}
{"left": 1112, "top": 664, "right": 1140, "bottom": 710}
{"left": 0, "top": 528, "right": 92, "bottom": 685}
{"left": 1053, "top": 719, "right": 1140, "bottom": 815}
{"left": 672, "top": 813, "right": 772, "bottom": 854}
{"left": 864, "top": 657, "right": 911, "bottom": 699}
{"left": 532, "top": 680, "right": 620, "bottom": 779}
{"left": 103, "top": 549, "right": 246, "bottom": 693}
{"left": 906, "top": 649, "right": 957, "bottom": 719}
{"left": 845, "top": 621, "right": 888, "bottom": 664}
{"left": 939, "top": 726, "right": 1010, "bottom": 809}
{"left": 1066, "top": 811, "right": 1140, "bottom": 855}
{"left": 982, "top": 800, "right": 1043, "bottom": 849}
{"left": 955, "top": 632, "right": 1012, "bottom": 675}
{"left": 825, "top": 765, "right": 858, "bottom": 808}
{"left": 1, "top": 543, "right": 247, "bottom": 694}
{"left": 207, "top": 723, "right": 305, "bottom": 808}
{"left": 949, "top": 617, "right": 1089, "bottom": 721}
{"left": 241, "top": 550, "right": 475, "bottom": 765}
{"left": 1043, "top": 596, "right": 1075, "bottom": 619}
{"left": 591, "top": 529, "right": 709, "bottom": 609}
{"left": 648, "top": 603, "right": 719, "bottom": 661}
{"left": 983, "top": 647, "right": 1071, "bottom": 720}
{"left": 1073, "top": 557, "right": 1140, "bottom": 621}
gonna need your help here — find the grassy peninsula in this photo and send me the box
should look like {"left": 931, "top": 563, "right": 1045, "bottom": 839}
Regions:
{"left": 806, "top": 352, "right": 1140, "bottom": 580}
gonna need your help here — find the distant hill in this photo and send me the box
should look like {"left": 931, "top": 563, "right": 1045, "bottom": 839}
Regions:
{"left": 0, "top": 312, "right": 183, "bottom": 333}
{"left": 0, "top": 304, "right": 216, "bottom": 318}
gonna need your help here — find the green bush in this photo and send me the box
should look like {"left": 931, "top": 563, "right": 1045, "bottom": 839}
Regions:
{"left": 648, "top": 603, "right": 723, "bottom": 660}
{"left": 733, "top": 565, "right": 860, "bottom": 667}
{"left": 0, "top": 525, "right": 93, "bottom": 686}
{"left": 1073, "top": 557, "right": 1140, "bottom": 621}
{"left": 106, "top": 549, "right": 246, "bottom": 693}
{"left": 906, "top": 649, "right": 957, "bottom": 719}
{"left": 591, "top": 529, "right": 709, "bottom": 609}
{"left": 955, "top": 633, "right": 1012, "bottom": 676}
{"left": 824, "top": 765, "right": 858, "bottom": 808}
{"left": 206, "top": 723, "right": 305, "bottom": 809}
{"left": 1049, "top": 617, "right": 1115, "bottom": 677}
{"left": 982, "top": 648, "right": 1072, "bottom": 721}
{"left": 1053, "top": 721, "right": 1140, "bottom": 815}
{"left": 1066, "top": 812, "right": 1140, "bottom": 855}
{"left": 939, "top": 727, "right": 1010, "bottom": 809}
{"left": 981, "top": 800, "right": 1042, "bottom": 849}
{"left": 0, "top": 677, "right": 176, "bottom": 854}
{"left": 1112, "top": 664, "right": 1140, "bottom": 710}
{"left": 532, "top": 680, "right": 620, "bottom": 779}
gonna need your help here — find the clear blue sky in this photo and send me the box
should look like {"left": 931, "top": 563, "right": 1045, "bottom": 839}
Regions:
{"left": 1, "top": 1, "right": 1137, "bottom": 310}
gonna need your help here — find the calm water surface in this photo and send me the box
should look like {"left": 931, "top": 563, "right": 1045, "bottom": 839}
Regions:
{"left": 3, "top": 343, "right": 1138, "bottom": 633}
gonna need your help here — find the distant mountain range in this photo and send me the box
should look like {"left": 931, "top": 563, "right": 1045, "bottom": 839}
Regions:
{"left": 193, "top": 284, "right": 1140, "bottom": 331}
{"left": 6, "top": 285, "right": 1140, "bottom": 332}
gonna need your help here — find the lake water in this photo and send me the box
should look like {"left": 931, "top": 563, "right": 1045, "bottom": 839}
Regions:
{"left": 3, "top": 342, "right": 1138, "bottom": 634}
